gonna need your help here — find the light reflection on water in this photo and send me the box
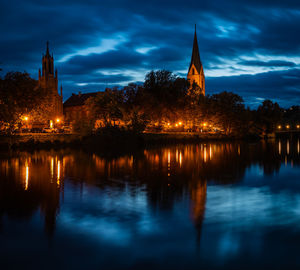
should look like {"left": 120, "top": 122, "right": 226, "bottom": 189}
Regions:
{"left": 0, "top": 139, "right": 300, "bottom": 269}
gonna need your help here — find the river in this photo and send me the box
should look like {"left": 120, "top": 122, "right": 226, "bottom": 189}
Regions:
{"left": 1, "top": 139, "right": 300, "bottom": 269}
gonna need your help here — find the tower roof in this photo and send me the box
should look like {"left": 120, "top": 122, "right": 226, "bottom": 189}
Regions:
{"left": 189, "top": 25, "right": 202, "bottom": 74}
{"left": 45, "top": 41, "right": 50, "bottom": 57}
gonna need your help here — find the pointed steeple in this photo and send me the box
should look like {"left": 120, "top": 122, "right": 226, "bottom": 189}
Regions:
{"left": 189, "top": 24, "right": 202, "bottom": 74}
{"left": 187, "top": 25, "right": 205, "bottom": 95}
{"left": 46, "top": 41, "right": 50, "bottom": 56}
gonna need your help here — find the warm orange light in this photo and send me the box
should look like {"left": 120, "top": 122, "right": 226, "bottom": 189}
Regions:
{"left": 203, "top": 123, "right": 207, "bottom": 127}
{"left": 167, "top": 123, "right": 170, "bottom": 126}
{"left": 175, "top": 124, "right": 178, "bottom": 127}
{"left": 56, "top": 118, "right": 60, "bottom": 123}
{"left": 50, "top": 120, "right": 53, "bottom": 128}
{"left": 286, "top": 125, "right": 290, "bottom": 129}
{"left": 24, "top": 116, "right": 29, "bottom": 121}
{"left": 278, "top": 125, "right": 282, "bottom": 129}
{"left": 178, "top": 122, "right": 182, "bottom": 126}
{"left": 297, "top": 125, "right": 300, "bottom": 129}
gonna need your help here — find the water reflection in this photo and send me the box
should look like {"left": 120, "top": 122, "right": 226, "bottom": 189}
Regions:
{"left": 0, "top": 139, "right": 300, "bottom": 269}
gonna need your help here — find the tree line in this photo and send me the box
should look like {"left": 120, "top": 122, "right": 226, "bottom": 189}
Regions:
{"left": 0, "top": 70, "right": 299, "bottom": 136}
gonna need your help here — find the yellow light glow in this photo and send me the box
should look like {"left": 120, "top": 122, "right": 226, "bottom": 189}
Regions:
{"left": 167, "top": 123, "right": 170, "bottom": 126}
{"left": 50, "top": 120, "right": 53, "bottom": 128}
{"left": 203, "top": 123, "right": 207, "bottom": 127}
{"left": 51, "top": 157, "right": 54, "bottom": 181}
{"left": 56, "top": 118, "right": 60, "bottom": 123}
{"left": 175, "top": 124, "right": 178, "bottom": 127}
{"left": 25, "top": 164, "right": 29, "bottom": 191}
{"left": 278, "top": 125, "right": 281, "bottom": 129}
{"left": 57, "top": 160, "right": 60, "bottom": 186}
{"left": 204, "top": 146, "right": 207, "bottom": 163}
{"left": 23, "top": 116, "right": 29, "bottom": 121}
{"left": 297, "top": 125, "right": 300, "bottom": 129}
{"left": 178, "top": 122, "right": 182, "bottom": 126}
{"left": 278, "top": 140, "right": 281, "bottom": 155}
{"left": 179, "top": 152, "right": 182, "bottom": 167}
{"left": 286, "top": 125, "right": 290, "bottom": 129}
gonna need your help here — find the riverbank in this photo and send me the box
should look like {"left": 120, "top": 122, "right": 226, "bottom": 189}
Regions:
{"left": 0, "top": 131, "right": 262, "bottom": 153}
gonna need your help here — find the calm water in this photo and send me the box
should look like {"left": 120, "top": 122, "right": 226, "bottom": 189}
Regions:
{"left": 1, "top": 140, "right": 300, "bottom": 270}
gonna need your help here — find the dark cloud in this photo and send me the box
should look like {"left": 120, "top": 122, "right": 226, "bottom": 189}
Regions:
{"left": 238, "top": 60, "right": 296, "bottom": 67}
{"left": 207, "top": 68, "right": 300, "bottom": 108}
{"left": 1, "top": 0, "right": 300, "bottom": 107}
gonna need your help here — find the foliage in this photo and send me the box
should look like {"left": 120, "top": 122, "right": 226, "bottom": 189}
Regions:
{"left": 0, "top": 72, "right": 47, "bottom": 131}
{"left": 256, "top": 100, "right": 283, "bottom": 134}
{"left": 90, "top": 88, "right": 124, "bottom": 127}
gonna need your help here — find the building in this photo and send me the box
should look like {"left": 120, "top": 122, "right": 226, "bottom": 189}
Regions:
{"left": 187, "top": 25, "right": 205, "bottom": 96}
{"left": 31, "top": 42, "right": 63, "bottom": 128}
{"left": 63, "top": 92, "right": 98, "bottom": 125}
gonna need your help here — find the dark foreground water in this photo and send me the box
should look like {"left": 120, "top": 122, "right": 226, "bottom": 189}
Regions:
{"left": 1, "top": 139, "right": 300, "bottom": 270}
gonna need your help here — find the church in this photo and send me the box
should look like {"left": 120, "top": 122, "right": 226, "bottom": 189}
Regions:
{"left": 30, "top": 42, "right": 63, "bottom": 128}
{"left": 187, "top": 26, "right": 205, "bottom": 96}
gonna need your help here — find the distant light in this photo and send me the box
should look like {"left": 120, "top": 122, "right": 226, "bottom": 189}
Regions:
{"left": 175, "top": 124, "right": 178, "bottom": 127}
{"left": 24, "top": 116, "right": 29, "bottom": 121}
{"left": 56, "top": 118, "right": 60, "bottom": 123}
{"left": 297, "top": 125, "right": 300, "bottom": 129}
{"left": 167, "top": 123, "right": 170, "bottom": 126}
{"left": 278, "top": 125, "right": 282, "bottom": 129}
{"left": 178, "top": 122, "right": 182, "bottom": 126}
{"left": 286, "top": 125, "right": 290, "bottom": 129}
{"left": 203, "top": 123, "right": 207, "bottom": 127}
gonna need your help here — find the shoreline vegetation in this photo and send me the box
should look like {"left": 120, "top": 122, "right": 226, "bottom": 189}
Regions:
{"left": 0, "top": 128, "right": 298, "bottom": 154}
{"left": 1, "top": 71, "right": 299, "bottom": 146}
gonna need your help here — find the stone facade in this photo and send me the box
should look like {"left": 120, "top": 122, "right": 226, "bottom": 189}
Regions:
{"left": 187, "top": 26, "right": 205, "bottom": 96}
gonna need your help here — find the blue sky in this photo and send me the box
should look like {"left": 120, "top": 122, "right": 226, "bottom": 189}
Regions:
{"left": 1, "top": 0, "right": 300, "bottom": 107}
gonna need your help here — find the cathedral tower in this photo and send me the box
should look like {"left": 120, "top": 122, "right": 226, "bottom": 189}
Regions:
{"left": 37, "top": 42, "right": 63, "bottom": 125}
{"left": 187, "top": 25, "right": 205, "bottom": 96}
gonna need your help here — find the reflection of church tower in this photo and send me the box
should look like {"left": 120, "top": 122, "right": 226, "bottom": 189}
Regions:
{"left": 38, "top": 42, "right": 63, "bottom": 122}
{"left": 187, "top": 25, "right": 205, "bottom": 96}
{"left": 190, "top": 181, "right": 207, "bottom": 246}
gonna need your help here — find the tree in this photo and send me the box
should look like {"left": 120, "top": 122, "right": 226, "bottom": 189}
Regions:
{"left": 0, "top": 72, "right": 46, "bottom": 131}
{"left": 257, "top": 100, "right": 282, "bottom": 134}
{"left": 208, "top": 92, "right": 246, "bottom": 135}
{"left": 90, "top": 88, "right": 124, "bottom": 127}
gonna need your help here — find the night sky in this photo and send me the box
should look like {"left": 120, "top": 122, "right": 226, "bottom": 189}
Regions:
{"left": 1, "top": 0, "right": 300, "bottom": 107}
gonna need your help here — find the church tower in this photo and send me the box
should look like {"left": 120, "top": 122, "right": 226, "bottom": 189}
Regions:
{"left": 37, "top": 42, "right": 63, "bottom": 124}
{"left": 39, "top": 41, "right": 58, "bottom": 93}
{"left": 187, "top": 25, "right": 205, "bottom": 96}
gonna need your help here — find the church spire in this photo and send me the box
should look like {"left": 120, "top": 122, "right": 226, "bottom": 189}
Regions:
{"left": 187, "top": 25, "right": 205, "bottom": 95}
{"left": 189, "top": 24, "right": 202, "bottom": 74}
{"left": 46, "top": 41, "right": 50, "bottom": 56}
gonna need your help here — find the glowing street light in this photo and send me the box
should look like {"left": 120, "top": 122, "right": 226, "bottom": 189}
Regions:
{"left": 286, "top": 125, "right": 290, "bottom": 129}
{"left": 178, "top": 122, "right": 182, "bottom": 126}
{"left": 297, "top": 125, "right": 300, "bottom": 129}
{"left": 24, "top": 116, "right": 29, "bottom": 121}
{"left": 203, "top": 123, "right": 207, "bottom": 127}
{"left": 278, "top": 125, "right": 282, "bottom": 129}
{"left": 56, "top": 118, "right": 60, "bottom": 123}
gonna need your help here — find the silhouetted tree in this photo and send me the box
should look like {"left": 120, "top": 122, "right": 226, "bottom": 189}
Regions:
{"left": 257, "top": 100, "right": 283, "bottom": 134}
{"left": 0, "top": 72, "right": 45, "bottom": 131}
